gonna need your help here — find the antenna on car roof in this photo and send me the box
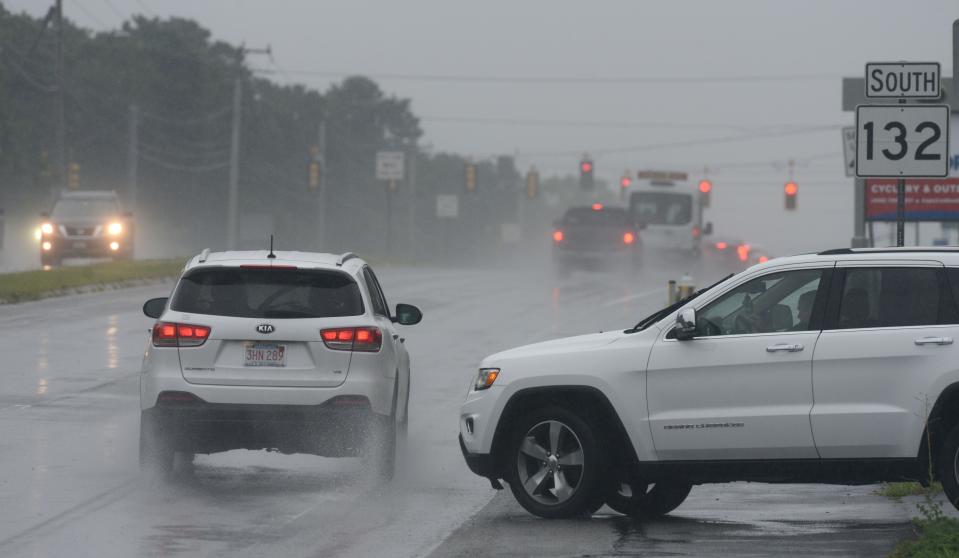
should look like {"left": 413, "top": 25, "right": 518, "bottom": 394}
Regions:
{"left": 267, "top": 235, "right": 276, "bottom": 259}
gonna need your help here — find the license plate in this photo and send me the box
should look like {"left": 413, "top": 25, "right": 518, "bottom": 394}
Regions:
{"left": 73, "top": 241, "right": 87, "bottom": 249}
{"left": 244, "top": 342, "right": 286, "bottom": 367}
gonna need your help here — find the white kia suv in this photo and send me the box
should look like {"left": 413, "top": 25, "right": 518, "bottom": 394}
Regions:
{"left": 461, "top": 247, "right": 959, "bottom": 518}
{"left": 140, "top": 250, "right": 421, "bottom": 479}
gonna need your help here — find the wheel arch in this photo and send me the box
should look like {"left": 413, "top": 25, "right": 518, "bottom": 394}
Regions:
{"left": 488, "top": 385, "right": 638, "bottom": 479}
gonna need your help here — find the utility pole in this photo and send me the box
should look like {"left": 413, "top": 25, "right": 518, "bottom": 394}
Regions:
{"left": 407, "top": 144, "right": 417, "bottom": 260}
{"left": 226, "top": 77, "right": 242, "bottom": 250}
{"left": 317, "top": 119, "right": 327, "bottom": 250}
{"left": 127, "top": 105, "right": 139, "bottom": 215}
{"left": 225, "top": 45, "right": 271, "bottom": 250}
{"left": 54, "top": 0, "right": 65, "bottom": 192}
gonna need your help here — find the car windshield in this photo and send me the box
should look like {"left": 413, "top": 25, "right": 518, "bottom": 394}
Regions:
{"left": 562, "top": 207, "right": 629, "bottom": 226}
{"left": 170, "top": 267, "right": 365, "bottom": 319}
{"left": 51, "top": 198, "right": 119, "bottom": 219}
{"left": 630, "top": 192, "right": 692, "bottom": 226}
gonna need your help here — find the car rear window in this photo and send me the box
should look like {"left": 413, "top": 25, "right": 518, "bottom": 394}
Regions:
{"left": 170, "top": 267, "right": 364, "bottom": 319}
{"left": 562, "top": 207, "right": 628, "bottom": 226}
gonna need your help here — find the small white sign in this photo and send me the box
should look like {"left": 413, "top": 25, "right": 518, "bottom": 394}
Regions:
{"left": 865, "top": 62, "right": 940, "bottom": 99}
{"left": 375, "top": 151, "right": 405, "bottom": 181}
{"left": 856, "top": 105, "right": 950, "bottom": 178}
{"left": 842, "top": 126, "right": 857, "bottom": 177}
{"left": 436, "top": 194, "right": 459, "bottom": 218}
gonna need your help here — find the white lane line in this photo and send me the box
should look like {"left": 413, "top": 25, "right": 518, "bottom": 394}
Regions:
{"left": 601, "top": 287, "right": 664, "bottom": 308}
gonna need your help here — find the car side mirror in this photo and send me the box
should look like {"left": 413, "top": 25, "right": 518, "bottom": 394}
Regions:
{"left": 703, "top": 222, "right": 714, "bottom": 236}
{"left": 392, "top": 303, "right": 422, "bottom": 326}
{"left": 143, "top": 297, "right": 168, "bottom": 319}
{"left": 675, "top": 307, "right": 697, "bottom": 340}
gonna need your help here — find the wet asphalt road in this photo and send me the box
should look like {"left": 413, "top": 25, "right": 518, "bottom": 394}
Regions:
{"left": 0, "top": 261, "right": 946, "bottom": 557}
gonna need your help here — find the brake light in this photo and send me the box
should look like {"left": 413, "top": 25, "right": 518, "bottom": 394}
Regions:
{"left": 240, "top": 264, "right": 298, "bottom": 270}
{"left": 758, "top": 255, "right": 769, "bottom": 263}
{"left": 692, "top": 226, "right": 701, "bottom": 238}
{"left": 623, "top": 232, "right": 635, "bottom": 245}
{"left": 592, "top": 203, "right": 603, "bottom": 211}
{"left": 152, "top": 321, "right": 211, "bottom": 347}
{"left": 715, "top": 241, "right": 727, "bottom": 250}
{"left": 552, "top": 230, "right": 564, "bottom": 243}
{"left": 737, "top": 244, "right": 750, "bottom": 262}
{"left": 320, "top": 327, "right": 382, "bottom": 352}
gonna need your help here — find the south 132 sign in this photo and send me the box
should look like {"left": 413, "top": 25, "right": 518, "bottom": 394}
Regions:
{"left": 855, "top": 105, "right": 950, "bottom": 178}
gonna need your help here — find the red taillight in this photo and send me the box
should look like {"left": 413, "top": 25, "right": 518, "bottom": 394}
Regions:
{"left": 715, "top": 241, "right": 728, "bottom": 250}
{"left": 592, "top": 203, "right": 603, "bottom": 211}
{"left": 553, "top": 230, "right": 564, "bottom": 243}
{"left": 737, "top": 244, "right": 750, "bottom": 262}
{"left": 320, "top": 327, "right": 382, "bottom": 352}
{"left": 239, "top": 264, "right": 298, "bottom": 270}
{"left": 153, "top": 321, "right": 211, "bottom": 347}
{"left": 758, "top": 255, "right": 769, "bottom": 263}
{"left": 692, "top": 226, "right": 701, "bottom": 238}
{"left": 623, "top": 232, "right": 635, "bottom": 245}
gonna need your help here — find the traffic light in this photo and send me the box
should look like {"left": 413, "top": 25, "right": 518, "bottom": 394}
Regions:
{"left": 465, "top": 161, "right": 477, "bottom": 193}
{"left": 67, "top": 162, "right": 80, "bottom": 190}
{"left": 579, "top": 156, "right": 594, "bottom": 190}
{"left": 525, "top": 166, "right": 539, "bottom": 200}
{"left": 698, "top": 179, "right": 712, "bottom": 207}
{"left": 784, "top": 181, "right": 798, "bottom": 210}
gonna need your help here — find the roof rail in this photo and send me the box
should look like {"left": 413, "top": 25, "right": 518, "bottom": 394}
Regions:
{"left": 336, "top": 252, "right": 359, "bottom": 267}
{"left": 817, "top": 248, "right": 854, "bottom": 255}
{"left": 198, "top": 248, "right": 210, "bottom": 263}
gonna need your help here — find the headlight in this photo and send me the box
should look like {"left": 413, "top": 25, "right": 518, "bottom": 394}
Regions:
{"left": 107, "top": 222, "right": 122, "bottom": 235}
{"left": 40, "top": 223, "right": 54, "bottom": 235}
{"left": 474, "top": 368, "right": 500, "bottom": 391}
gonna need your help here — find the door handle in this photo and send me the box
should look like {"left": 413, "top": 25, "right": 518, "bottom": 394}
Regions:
{"left": 766, "top": 343, "right": 804, "bottom": 353}
{"left": 914, "top": 336, "right": 953, "bottom": 346}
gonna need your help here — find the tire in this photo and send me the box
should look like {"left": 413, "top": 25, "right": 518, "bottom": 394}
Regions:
{"left": 504, "top": 405, "right": 607, "bottom": 519}
{"left": 605, "top": 480, "right": 692, "bottom": 518}
{"left": 139, "top": 411, "right": 174, "bottom": 475}
{"left": 936, "top": 421, "right": 959, "bottom": 511}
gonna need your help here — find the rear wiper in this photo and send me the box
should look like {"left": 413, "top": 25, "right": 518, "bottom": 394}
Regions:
{"left": 624, "top": 273, "right": 733, "bottom": 334}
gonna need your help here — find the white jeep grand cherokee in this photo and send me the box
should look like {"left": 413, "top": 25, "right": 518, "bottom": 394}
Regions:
{"left": 461, "top": 248, "right": 959, "bottom": 518}
{"left": 139, "top": 250, "right": 421, "bottom": 479}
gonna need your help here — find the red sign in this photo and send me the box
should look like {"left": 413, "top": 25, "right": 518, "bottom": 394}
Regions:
{"left": 865, "top": 178, "right": 959, "bottom": 221}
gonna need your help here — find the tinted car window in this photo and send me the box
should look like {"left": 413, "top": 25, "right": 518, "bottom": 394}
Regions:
{"left": 838, "top": 267, "right": 940, "bottom": 329}
{"left": 171, "top": 267, "right": 364, "bottom": 319}
{"left": 697, "top": 269, "right": 823, "bottom": 336}
{"left": 363, "top": 267, "right": 389, "bottom": 316}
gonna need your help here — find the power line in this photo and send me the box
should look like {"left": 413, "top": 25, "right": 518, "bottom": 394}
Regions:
{"left": 70, "top": 0, "right": 108, "bottom": 28}
{"left": 100, "top": 0, "right": 126, "bottom": 22}
{"left": 253, "top": 67, "right": 844, "bottom": 86}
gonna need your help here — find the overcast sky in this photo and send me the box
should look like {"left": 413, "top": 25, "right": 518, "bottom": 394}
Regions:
{"left": 5, "top": 0, "right": 958, "bottom": 252}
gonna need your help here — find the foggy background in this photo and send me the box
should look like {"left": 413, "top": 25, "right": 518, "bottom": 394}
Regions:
{"left": 2, "top": 0, "right": 958, "bottom": 266}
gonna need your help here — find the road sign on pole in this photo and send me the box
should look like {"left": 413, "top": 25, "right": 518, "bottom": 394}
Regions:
{"left": 864, "top": 62, "right": 941, "bottom": 99}
{"left": 375, "top": 151, "right": 405, "bottom": 181}
{"left": 842, "top": 126, "right": 857, "bottom": 177}
{"left": 856, "top": 105, "right": 950, "bottom": 178}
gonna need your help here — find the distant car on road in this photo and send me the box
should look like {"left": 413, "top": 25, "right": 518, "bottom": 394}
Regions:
{"left": 139, "top": 250, "right": 422, "bottom": 481}
{"left": 460, "top": 247, "right": 959, "bottom": 519}
{"left": 551, "top": 204, "right": 642, "bottom": 274}
{"left": 38, "top": 190, "right": 133, "bottom": 267}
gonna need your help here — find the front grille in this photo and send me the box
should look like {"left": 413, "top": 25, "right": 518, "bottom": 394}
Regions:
{"left": 62, "top": 225, "right": 100, "bottom": 237}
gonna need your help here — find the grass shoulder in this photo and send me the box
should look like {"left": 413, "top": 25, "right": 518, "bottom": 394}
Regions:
{"left": 0, "top": 259, "right": 185, "bottom": 304}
